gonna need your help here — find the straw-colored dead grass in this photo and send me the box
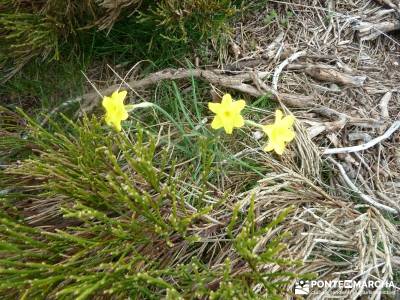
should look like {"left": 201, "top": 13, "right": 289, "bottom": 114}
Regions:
{"left": 234, "top": 152, "right": 400, "bottom": 298}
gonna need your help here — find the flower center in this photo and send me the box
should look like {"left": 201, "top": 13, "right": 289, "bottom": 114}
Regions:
{"left": 224, "top": 111, "right": 231, "bottom": 117}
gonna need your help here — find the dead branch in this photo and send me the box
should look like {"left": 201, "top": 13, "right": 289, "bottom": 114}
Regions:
{"left": 306, "top": 118, "right": 383, "bottom": 139}
{"left": 312, "top": 106, "right": 384, "bottom": 128}
{"left": 323, "top": 121, "right": 400, "bottom": 155}
{"left": 78, "top": 68, "right": 315, "bottom": 115}
{"left": 289, "top": 64, "right": 367, "bottom": 87}
{"left": 222, "top": 61, "right": 366, "bottom": 88}
{"left": 306, "top": 67, "right": 366, "bottom": 87}
{"left": 354, "top": 20, "right": 400, "bottom": 41}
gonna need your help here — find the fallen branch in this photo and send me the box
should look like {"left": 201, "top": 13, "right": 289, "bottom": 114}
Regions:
{"left": 306, "top": 120, "right": 382, "bottom": 139}
{"left": 353, "top": 20, "right": 400, "bottom": 41}
{"left": 78, "top": 68, "right": 315, "bottom": 115}
{"left": 328, "top": 157, "right": 398, "bottom": 214}
{"left": 306, "top": 107, "right": 385, "bottom": 138}
{"left": 289, "top": 64, "right": 367, "bottom": 87}
{"left": 323, "top": 121, "right": 400, "bottom": 155}
{"left": 305, "top": 67, "right": 366, "bottom": 87}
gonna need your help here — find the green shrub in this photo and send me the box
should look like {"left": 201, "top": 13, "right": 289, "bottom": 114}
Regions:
{"left": 0, "top": 113, "right": 302, "bottom": 299}
{"left": 140, "top": 0, "right": 237, "bottom": 43}
{"left": 0, "top": 0, "right": 242, "bottom": 81}
{"left": 0, "top": 13, "right": 59, "bottom": 78}
{"left": 0, "top": 0, "right": 140, "bottom": 78}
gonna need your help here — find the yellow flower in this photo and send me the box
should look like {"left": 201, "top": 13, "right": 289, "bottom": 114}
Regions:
{"left": 208, "top": 94, "right": 245, "bottom": 134}
{"left": 102, "top": 90, "right": 129, "bottom": 132}
{"left": 263, "top": 110, "right": 295, "bottom": 155}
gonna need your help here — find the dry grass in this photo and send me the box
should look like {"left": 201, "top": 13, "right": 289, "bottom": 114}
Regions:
{"left": 234, "top": 152, "right": 400, "bottom": 298}
{"left": 222, "top": 0, "right": 400, "bottom": 212}
{"left": 224, "top": 0, "right": 400, "bottom": 296}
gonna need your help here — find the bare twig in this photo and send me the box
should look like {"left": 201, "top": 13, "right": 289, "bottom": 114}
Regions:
{"left": 379, "top": 91, "right": 392, "bottom": 119}
{"left": 328, "top": 157, "right": 398, "bottom": 214}
{"left": 323, "top": 121, "right": 400, "bottom": 155}
{"left": 272, "top": 50, "right": 307, "bottom": 91}
{"left": 262, "top": 31, "right": 285, "bottom": 59}
{"left": 81, "top": 72, "right": 103, "bottom": 98}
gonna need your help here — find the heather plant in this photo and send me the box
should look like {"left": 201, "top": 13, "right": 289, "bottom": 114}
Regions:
{"left": 0, "top": 0, "right": 242, "bottom": 81}
{"left": 0, "top": 107, "right": 304, "bottom": 299}
{"left": 139, "top": 0, "right": 237, "bottom": 43}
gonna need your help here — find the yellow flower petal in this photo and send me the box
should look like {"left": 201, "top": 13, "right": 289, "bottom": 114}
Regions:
{"left": 112, "top": 90, "right": 127, "bottom": 103}
{"left": 102, "top": 96, "right": 112, "bottom": 110}
{"left": 262, "top": 124, "right": 273, "bottom": 136}
{"left": 223, "top": 120, "right": 234, "bottom": 134}
{"left": 208, "top": 94, "right": 245, "bottom": 134}
{"left": 121, "top": 109, "right": 129, "bottom": 120}
{"left": 282, "top": 129, "right": 295, "bottom": 142}
{"left": 102, "top": 90, "right": 129, "bottom": 132}
{"left": 211, "top": 115, "right": 223, "bottom": 129}
{"left": 262, "top": 110, "right": 296, "bottom": 155}
{"left": 275, "top": 109, "right": 283, "bottom": 122}
{"left": 221, "top": 94, "right": 233, "bottom": 106}
{"left": 208, "top": 102, "right": 221, "bottom": 114}
{"left": 104, "top": 114, "right": 112, "bottom": 126}
{"left": 264, "top": 142, "right": 274, "bottom": 152}
{"left": 274, "top": 140, "right": 286, "bottom": 155}
{"left": 233, "top": 114, "right": 244, "bottom": 127}
{"left": 280, "top": 115, "right": 295, "bottom": 127}
{"left": 114, "top": 121, "right": 122, "bottom": 132}
{"left": 232, "top": 99, "right": 246, "bottom": 113}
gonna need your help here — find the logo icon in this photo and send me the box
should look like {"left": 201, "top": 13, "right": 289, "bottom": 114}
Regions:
{"left": 344, "top": 280, "right": 353, "bottom": 289}
{"left": 294, "top": 280, "right": 310, "bottom": 295}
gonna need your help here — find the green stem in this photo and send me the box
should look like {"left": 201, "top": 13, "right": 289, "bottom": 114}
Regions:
{"left": 244, "top": 119, "right": 264, "bottom": 129}
{"left": 125, "top": 102, "right": 154, "bottom": 112}
{"left": 126, "top": 102, "right": 186, "bottom": 137}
